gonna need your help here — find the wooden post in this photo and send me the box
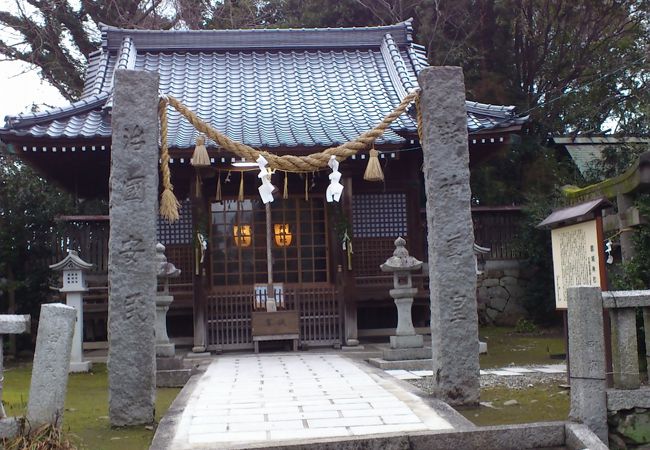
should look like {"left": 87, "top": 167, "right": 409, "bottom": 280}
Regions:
{"left": 265, "top": 202, "right": 277, "bottom": 312}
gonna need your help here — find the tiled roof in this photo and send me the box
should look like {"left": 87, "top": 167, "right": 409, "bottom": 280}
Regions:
{"left": 1, "top": 21, "right": 526, "bottom": 149}
{"left": 553, "top": 136, "right": 650, "bottom": 176}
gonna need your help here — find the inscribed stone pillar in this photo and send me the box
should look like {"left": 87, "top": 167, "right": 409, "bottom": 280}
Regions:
{"left": 567, "top": 286, "right": 608, "bottom": 445}
{"left": 27, "top": 303, "right": 76, "bottom": 428}
{"left": 108, "top": 70, "right": 159, "bottom": 426}
{"left": 419, "top": 67, "right": 479, "bottom": 406}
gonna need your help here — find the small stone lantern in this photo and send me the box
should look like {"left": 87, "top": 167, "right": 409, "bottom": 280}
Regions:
{"left": 50, "top": 250, "right": 93, "bottom": 372}
{"left": 156, "top": 243, "right": 181, "bottom": 357}
{"left": 380, "top": 237, "right": 425, "bottom": 352}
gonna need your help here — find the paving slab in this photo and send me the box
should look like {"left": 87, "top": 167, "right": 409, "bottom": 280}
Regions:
{"left": 155, "top": 353, "right": 455, "bottom": 449}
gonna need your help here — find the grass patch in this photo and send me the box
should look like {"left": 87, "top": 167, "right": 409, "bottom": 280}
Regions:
{"left": 3, "top": 362, "right": 180, "bottom": 450}
{"left": 457, "top": 326, "right": 569, "bottom": 426}
{"left": 479, "top": 326, "right": 565, "bottom": 369}
{"left": 459, "top": 384, "right": 570, "bottom": 426}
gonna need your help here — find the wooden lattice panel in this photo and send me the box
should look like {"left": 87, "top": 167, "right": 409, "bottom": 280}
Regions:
{"left": 352, "top": 193, "right": 407, "bottom": 238}
{"left": 157, "top": 199, "right": 193, "bottom": 245}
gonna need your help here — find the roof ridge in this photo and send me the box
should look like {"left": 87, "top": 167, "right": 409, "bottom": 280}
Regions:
{"left": 380, "top": 33, "right": 417, "bottom": 101}
{"left": 99, "top": 21, "right": 415, "bottom": 52}
{"left": 2, "top": 93, "right": 110, "bottom": 129}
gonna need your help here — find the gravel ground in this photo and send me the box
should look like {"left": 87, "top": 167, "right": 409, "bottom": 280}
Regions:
{"left": 409, "top": 367, "right": 568, "bottom": 393}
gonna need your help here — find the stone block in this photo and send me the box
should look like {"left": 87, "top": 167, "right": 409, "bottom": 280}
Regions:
{"left": 608, "top": 387, "right": 650, "bottom": 411}
{"left": 108, "top": 70, "right": 159, "bottom": 427}
{"left": 570, "top": 378, "right": 608, "bottom": 444}
{"left": 156, "top": 369, "right": 192, "bottom": 387}
{"left": 419, "top": 66, "right": 479, "bottom": 406}
{"left": 499, "top": 276, "right": 518, "bottom": 287}
{"left": 27, "top": 303, "right": 76, "bottom": 428}
{"left": 567, "top": 286, "right": 606, "bottom": 380}
{"left": 479, "top": 341, "right": 487, "bottom": 354}
{"left": 367, "top": 358, "right": 434, "bottom": 371}
{"left": 0, "top": 315, "right": 30, "bottom": 334}
{"left": 611, "top": 308, "right": 641, "bottom": 389}
{"left": 383, "top": 347, "right": 431, "bottom": 361}
{"left": 390, "top": 334, "right": 423, "bottom": 349}
{"left": 69, "top": 361, "right": 92, "bottom": 373}
{"left": 156, "top": 343, "right": 175, "bottom": 358}
{"left": 481, "top": 278, "right": 500, "bottom": 288}
{"left": 156, "top": 356, "right": 185, "bottom": 371}
{"left": 565, "top": 423, "right": 608, "bottom": 450}
{"left": 0, "top": 417, "right": 19, "bottom": 439}
{"left": 503, "top": 268, "right": 520, "bottom": 278}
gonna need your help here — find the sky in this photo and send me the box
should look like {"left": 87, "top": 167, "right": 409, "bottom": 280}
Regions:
{"left": 0, "top": 60, "right": 67, "bottom": 123}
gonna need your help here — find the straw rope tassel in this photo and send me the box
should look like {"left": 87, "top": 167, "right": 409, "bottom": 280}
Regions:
{"left": 191, "top": 135, "right": 210, "bottom": 167}
{"left": 363, "top": 147, "right": 384, "bottom": 181}
{"left": 215, "top": 171, "right": 222, "bottom": 201}
{"left": 158, "top": 98, "right": 180, "bottom": 222}
{"left": 283, "top": 171, "right": 289, "bottom": 199}
{"left": 238, "top": 171, "right": 245, "bottom": 201}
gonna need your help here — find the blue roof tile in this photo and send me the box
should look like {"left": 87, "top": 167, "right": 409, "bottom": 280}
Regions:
{"left": 1, "top": 21, "right": 527, "bottom": 148}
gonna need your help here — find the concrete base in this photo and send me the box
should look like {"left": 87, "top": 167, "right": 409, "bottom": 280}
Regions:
{"left": 156, "top": 343, "right": 175, "bottom": 358}
{"left": 0, "top": 417, "right": 19, "bottom": 439}
{"left": 368, "top": 357, "right": 434, "bottom": 370}
{"left": 157, "top": 369, "right": 192, "bottom": 387}
{"left": 191, "top": 346, "right": 206, "bottom": 353}
{"left": 346, "top": 339, "right": 360, "bottom": 346}
{"left": 390, "top": 334, "right": 424, "bottom": 349}
{"left": 341, "top": 345, "right": 366, "bottom": 351}
{"left": 69, "top": 360, "right": 92, "bottom": 373}
{"left": 479, "top": 341, "right": 488, "bottom": 354}
{"left": 383, "top": 346, "right": 431, "bottom": 361}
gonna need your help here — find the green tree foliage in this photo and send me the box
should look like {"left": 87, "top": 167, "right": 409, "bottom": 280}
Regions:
{"left": 0, "top": 151, "right": 73, "bottom": 322}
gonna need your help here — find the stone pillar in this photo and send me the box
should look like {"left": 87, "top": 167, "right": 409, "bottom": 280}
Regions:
{"left": 27, "top": 304, "right": 76, "bottom": 428}
{"left": 419, "top": 67, "right": 479, "bottom": 405}
{"left": 108, "top": 70, "right": 159, "bottom": 426}
{"left": 610, "top": 308, "right": 640, "bottom": 389}
{"left": 567, "top": 286, "right": 608, "bottom": 445}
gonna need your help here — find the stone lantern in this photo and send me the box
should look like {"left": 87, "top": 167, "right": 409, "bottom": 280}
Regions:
{"left": 380, "top": 237, "right": 430, "bottom": 360}
{"left": 50, "top": 250, "right": 93, "bottom": 372}
{"left": 155, "top": 243, "right": 181, "bottom": 357}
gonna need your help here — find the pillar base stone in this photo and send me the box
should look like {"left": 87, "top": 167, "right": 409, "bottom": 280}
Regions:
{"left": 69, "top": 361, "right": 92, "bottom": 373}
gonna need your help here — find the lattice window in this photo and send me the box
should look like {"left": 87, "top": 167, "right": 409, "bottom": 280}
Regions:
{"left": 211, "top": 197, "right": 328, "bottom": 287}
{"left": 352, "top": 193, "right": 408, "bottom": 238}
{"left": 157, "top": 199, "right": 193, "bottom": 245}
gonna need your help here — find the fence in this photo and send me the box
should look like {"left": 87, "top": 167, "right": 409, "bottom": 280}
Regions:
{"left": 207, "top": 284, "right": 341, "bottom": 351}
{"left": 567, "top": 286, "right": 650, "bottom": 446}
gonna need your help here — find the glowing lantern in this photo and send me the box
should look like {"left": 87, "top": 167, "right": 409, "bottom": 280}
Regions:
{"left": 273, "top": 224, "right": 293, "bottom": 247}
{"left": 233, "top": 225, "right": 252, "bottom": 247}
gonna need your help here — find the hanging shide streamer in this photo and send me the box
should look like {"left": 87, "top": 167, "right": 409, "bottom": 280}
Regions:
{"left": 283, "top": 172, "right": 289, "bottom": 199}
{"left": 238, "top": 171, "right": 245, "bottom": 201}
{"left": 363, "top": 147, "right": 384, "bottom": 181}
{"left": 215, "top": 171, "right": 222, "bottom": 201}
{"left": 191, "top": 135, "right": 210, "bottom": 167}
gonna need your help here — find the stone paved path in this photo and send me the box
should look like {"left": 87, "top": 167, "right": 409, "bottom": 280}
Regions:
{"left": 168, "top": 353, "right": 453, "bottom": 449}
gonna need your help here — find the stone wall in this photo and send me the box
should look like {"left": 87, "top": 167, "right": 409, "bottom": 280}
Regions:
{"left": 476, "top": 260, "right": 529, "bottom": 326}
{"left": 609, "top": 409, "right": 650, "bottom": 449}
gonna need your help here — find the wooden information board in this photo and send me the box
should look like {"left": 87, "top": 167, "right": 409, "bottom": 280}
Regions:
{"left": 551, "top": 219, "right": 602, "bottom": 309}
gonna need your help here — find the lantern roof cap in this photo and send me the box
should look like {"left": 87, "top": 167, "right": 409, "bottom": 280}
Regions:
{"left": 49, "top": 250, "right": 93, "bottom": 271}
{"left": 380, "top": 237, "right": 422, "bottom": 272}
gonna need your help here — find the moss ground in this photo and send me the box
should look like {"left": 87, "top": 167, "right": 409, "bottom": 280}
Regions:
{"left": 457, "top": 326, "right": 570, "bottom": 426}
{"left": 3, "top": 362, "right": 180, "bottom": 450}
